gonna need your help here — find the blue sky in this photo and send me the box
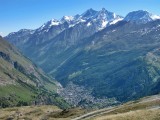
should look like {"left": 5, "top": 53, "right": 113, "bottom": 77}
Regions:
{"left": 0, "top": 0, "right": 160, "bottom": 36}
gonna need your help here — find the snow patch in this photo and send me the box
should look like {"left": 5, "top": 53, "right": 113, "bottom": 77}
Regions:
{"left": 102, "top": 20, "right": 108, "bottom": 28}
{"left": 69, "top": 24, "right": 75, "bottom": 28}
{"left": 113, "top": 13, "right": 116, "bottom": 18}
{"left": 62, "top": 16, "right": 74, "bottom": 21}
{"left": 80, "top": 19, "right": 86, "bottom": 22}
{"left": 98, "top": 20, "right": 108, "bottom": 31}
{"left": 50, "top": 19, "right": 60, "bottom": 26}
{"left": 110, "top": 18, "right": 123, "bottom": 25}
{"left": 151, "top": 15, "right": 160, "bottom": 20}
{"left": 87, "top": 22, "right": 92, "bottom": 27}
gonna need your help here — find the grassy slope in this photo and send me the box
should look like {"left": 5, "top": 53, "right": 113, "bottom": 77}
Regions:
{"left": 94, "top": 110, "right": 160, "bottom": 120}
{"left": 0, "top": 36, "right": 69, "bottom": 108}
{"left": 0, "top": 106, "right": 86, "bottom": 120}
{"left": 91, "top": 95, "right": 160, "bottom": 120}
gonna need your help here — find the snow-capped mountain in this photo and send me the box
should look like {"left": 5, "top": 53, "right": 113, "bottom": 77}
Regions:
{"left": 61, "top": 16, "right": 75, "bottom": 23}
{"left": 6, "top": 9, "right": 160, "bottom": 61}
{"left": 5, "top": 9, "right": 160, "bottom": 50}
{"left": 73, "top": 8, "right": 123, "bottom": 30}
{"left": 6, "top": 8, "right": 123, "bottom": 47}
{"left": 36, "top": 8, "right": 123, "bottom": 33}
{"left": 33, "top": 9, "right": 160, "bottom": 37}
{"left": 81, "top": 8, "right": 98, "bottom": 19}
{"left": 39, "top": 19, "right": 60, "bottom": 31}
{"left": 89, "top": 8, "right": 123, "bottom": 30}
{"left": 5, "top": 8, "right": 125, "bottom": 75}
{"left": 34, "top": 9, "right": 160, "bottom": 34}
{"left": 124, "top": 10, "right": 160, "bottom": 23}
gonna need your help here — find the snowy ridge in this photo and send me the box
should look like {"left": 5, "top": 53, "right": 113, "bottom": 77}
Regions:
{"left": 7, "top": 9, "right": 160, "bottom": 36}
{"left": 124, "top": 10, "right": 160, "bottom": 23}
{"left": 38, "top": 8, "right": 124, "bottom": 32}
{"left": 7, "top": 29, "right": 35, "bottom": 36}
{"left": 109, "top": 18, "right": 123, "bottom": 25}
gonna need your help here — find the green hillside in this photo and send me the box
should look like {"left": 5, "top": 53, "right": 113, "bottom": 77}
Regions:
{"left": 0, "top": 36, "right": 69, "bottom": 108}
{"left": 55, "top": 21, "right": 160, "bottom": 102}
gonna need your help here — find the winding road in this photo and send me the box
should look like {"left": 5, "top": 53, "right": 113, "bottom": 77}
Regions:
{"left": 71, "top": 106, "right": 117, "bottom": 120}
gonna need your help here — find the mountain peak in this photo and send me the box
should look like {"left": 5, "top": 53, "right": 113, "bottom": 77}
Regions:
{"left": 102, "top": 8, "right": 106, "bottom": 11}
{"left": 95, "top": 8, "right": 123, "bottom": 22}
{"left": 49, "top": 19, "right": 60, "bottom": 26}
{"left": 81, "top": 8, "right": 98, "bottom": 18}
{"left": 61, "top": 16, "right": 74, "bottom": 22}
{"left": 100, "top": 8, "right": 109, "bottom": 13}
{"left": 88, "top": 8, "right": 95, "bottom": 11}
{"left": 38, "top": 19, "right": 60, "bottom": 31}
{"left": 124, "top": 10, "right": 160, "bottom": 23}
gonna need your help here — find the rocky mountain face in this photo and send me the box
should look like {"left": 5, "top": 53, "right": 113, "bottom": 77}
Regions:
{"left": 4, "top": 8, "right": 160, "bottom": 106}
{"left": 0, "top": 36, "right": 69, "bottom": 108}
{"left": 124, "top": 10, "right": 160, "bottom": 23}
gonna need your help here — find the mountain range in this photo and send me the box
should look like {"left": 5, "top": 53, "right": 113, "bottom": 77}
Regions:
{"left": 4, "top": 8, "right": 160, "bottom": 106}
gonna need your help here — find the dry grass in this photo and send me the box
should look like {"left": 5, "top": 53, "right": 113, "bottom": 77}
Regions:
{"left": 104, "top": 99, "right": 160, "bottom": 115}
{"left": 0, "top": 105, "right": 86, "bottom": 120}
{"left": 47, "top": 108, "right": 86, "bottom": 119}
{"left": 90, "top": 95, "right": 160, "bottom": 120}
{"left": 93, "top": 109, "right": 160, "bottom": 120}
{"left": 0, "top": 105, "right": 60, "bottom": 120}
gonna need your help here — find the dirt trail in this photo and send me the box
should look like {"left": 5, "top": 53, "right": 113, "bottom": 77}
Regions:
{"left": 71, "top": 107, "right": 116, "bottom": 120}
